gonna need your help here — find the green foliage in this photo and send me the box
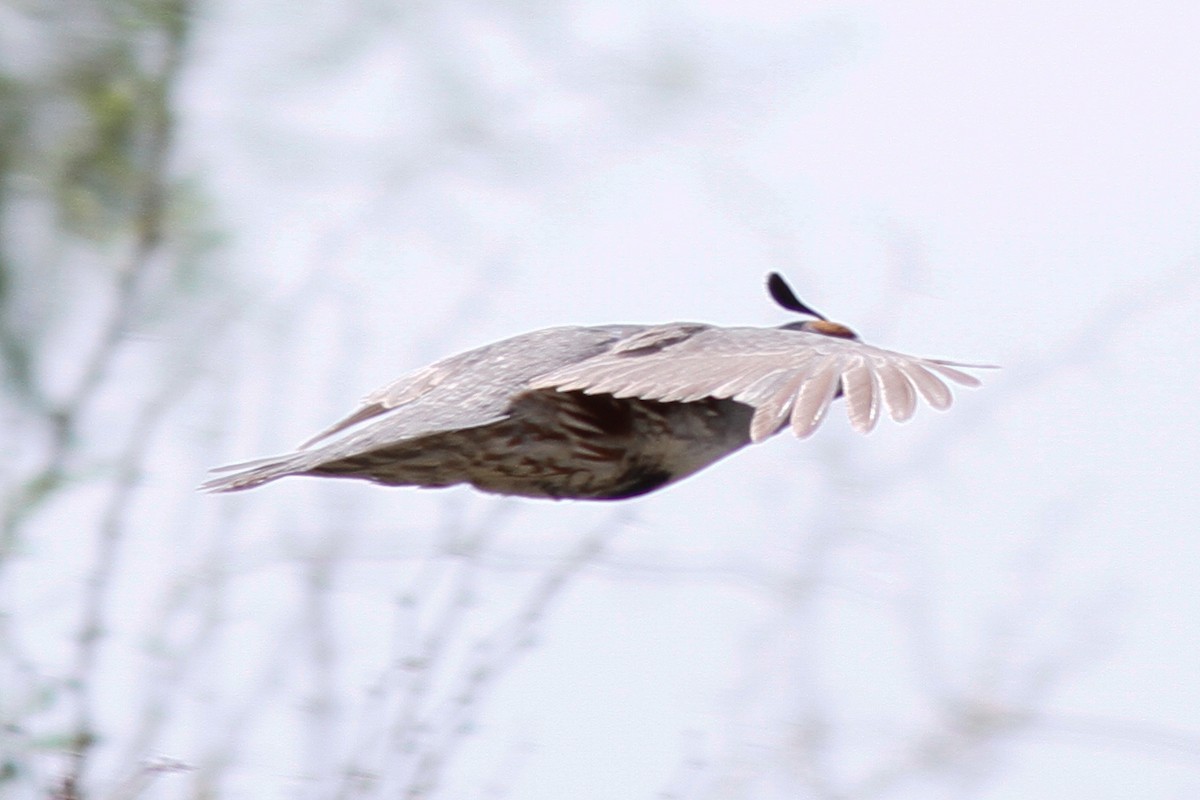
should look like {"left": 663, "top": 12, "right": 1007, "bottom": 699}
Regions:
{"left": 0, "top": 253, "right": 40, "bottom": 405}
{"left": 0, "top": 4, "right": 220, "bottom": 790}
{"left": 0, "top": 0, "right": 217, "bottom": 396}
{"left": 0, "top": 75, "right": 27, "bottom": 173}
{"left": 55, "top": 51, "right": 144, "bottom": 240}
{"left": 0, "top": 0, "right": 215, "bottom": 552}
{"left": 0, "top": 74, "right": 39, "bottom": 405}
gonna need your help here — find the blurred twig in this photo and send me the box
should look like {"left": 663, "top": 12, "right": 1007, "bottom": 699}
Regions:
{"left": 13, "top": 3, "right": 199, "bottom": 797}
{"left": 400, "top": 514, "right": 620, "bottom": 798}
{"left": 329, "top": 507, "right": 626, "bottom": 800}
{"left": 58, "top": 360, "right": 197, "bottom": 798}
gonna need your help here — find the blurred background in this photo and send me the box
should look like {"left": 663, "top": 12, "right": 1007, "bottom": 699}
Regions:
{"left": 2, "top": 0, "right": 1199, "bottom": 797}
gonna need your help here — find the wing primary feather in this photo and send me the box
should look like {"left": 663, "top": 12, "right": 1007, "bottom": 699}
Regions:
{"left": 748, "top": 371, "right": 811, "bottom": 442}
{"left": 876, "top": 361, "right": 916, "bottom": 422}
{"left": 841, "top": 357, "right": 881, "bottom": 434}
{"left": 790, "top": 356, "right": 845, "bottom": 438}
{"left": 924, "top": 362, "right": 983, "bottom": 388}
{"left": 898, "top": 361, "right": 953, "bottom": 410}
{"left": 730, "top": 369, "right": 793, "bottom": 404}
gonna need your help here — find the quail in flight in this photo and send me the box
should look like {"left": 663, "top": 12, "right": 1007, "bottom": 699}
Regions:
{"left": 203, "top": 274, "right": 987, "bottom": 500}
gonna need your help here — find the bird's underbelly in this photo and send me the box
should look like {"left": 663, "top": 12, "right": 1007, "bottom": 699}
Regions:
{"left": 309, "top": 391, "right": 754, "bottom": 500}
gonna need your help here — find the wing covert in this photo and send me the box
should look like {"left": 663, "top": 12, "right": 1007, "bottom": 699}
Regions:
{"left": 300, "top": 325, "right": 640, "bottom": 449}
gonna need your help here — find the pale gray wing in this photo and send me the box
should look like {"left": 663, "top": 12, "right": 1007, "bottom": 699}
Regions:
{"left": 201, "top": 325, "right": 642, "bottom": 492}
{"left": 530, "top": 326, "right": 989, "bottom": 442}
{"left": 300, "top": 324, "right": 642, "bottom": 449}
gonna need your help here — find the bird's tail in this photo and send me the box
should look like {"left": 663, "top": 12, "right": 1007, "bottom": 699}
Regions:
{"left": 199, "top": 452, "right": 310, "bottom": 493}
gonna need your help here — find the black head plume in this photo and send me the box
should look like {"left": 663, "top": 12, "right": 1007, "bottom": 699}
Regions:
{"left": 766, "top": 273, "right": 828, "bottom": 320}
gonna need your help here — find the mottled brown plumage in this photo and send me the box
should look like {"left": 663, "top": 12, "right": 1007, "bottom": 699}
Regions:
{"left": 202, "top": 274, "right": 989, "bottom": 500}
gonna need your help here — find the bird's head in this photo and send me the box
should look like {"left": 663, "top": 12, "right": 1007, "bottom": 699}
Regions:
{"left": 767, "top": 273, "right": 859, "bottom": 340}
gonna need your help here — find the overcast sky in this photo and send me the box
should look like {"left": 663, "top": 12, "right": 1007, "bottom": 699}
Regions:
{"left": 10, "top": 1, "right": 1200, "bottom": 798}
{"left": 190, "top": 1, "right": 1200, "bottom": 797}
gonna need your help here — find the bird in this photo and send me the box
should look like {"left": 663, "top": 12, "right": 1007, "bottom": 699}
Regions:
{"left": 202, "top": 274, "right": 989, "bottom": 500}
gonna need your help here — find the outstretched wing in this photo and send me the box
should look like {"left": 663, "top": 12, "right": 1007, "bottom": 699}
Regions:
{"left": 202, "top": 325, "right": 640, "bottom": 491}
{"left": 299, "top": 324, "right": 641, "bottom": 449}
{"left": 530, "top": 326, "right": 989, "bottom": 442}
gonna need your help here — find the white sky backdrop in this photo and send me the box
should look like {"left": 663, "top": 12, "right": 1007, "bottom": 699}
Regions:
{"left": 17, "top": 0, "right": 1200, "bottom": 798}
